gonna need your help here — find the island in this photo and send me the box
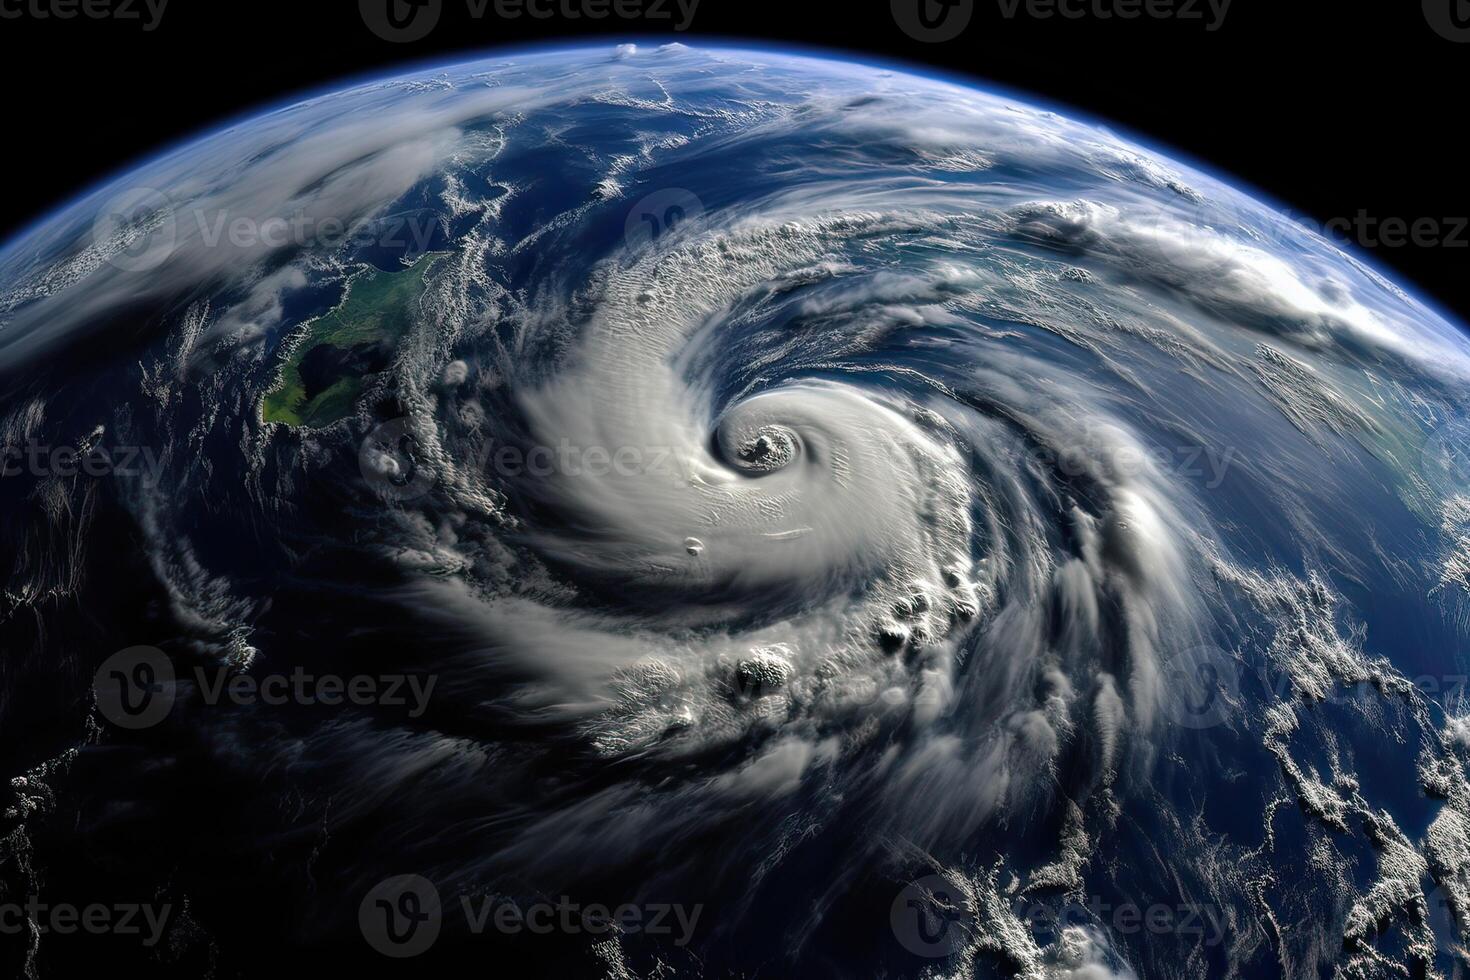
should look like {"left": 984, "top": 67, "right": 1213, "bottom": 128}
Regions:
{"left": 261, "top": 252, "right": 442, "bottom": 428}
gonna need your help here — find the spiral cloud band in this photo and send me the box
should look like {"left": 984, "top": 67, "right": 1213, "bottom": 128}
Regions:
{"left": 2, "top": 44, "right": 1470, "bottom": 978}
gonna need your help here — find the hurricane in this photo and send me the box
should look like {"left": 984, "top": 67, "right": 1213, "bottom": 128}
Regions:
{"left": 2, "top": 43, "right": 1469, "bottom": 980}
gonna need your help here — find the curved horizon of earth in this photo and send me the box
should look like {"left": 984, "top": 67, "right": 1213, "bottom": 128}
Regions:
{"left": 1, "top": 41, "right": 1470, "bottom": 980}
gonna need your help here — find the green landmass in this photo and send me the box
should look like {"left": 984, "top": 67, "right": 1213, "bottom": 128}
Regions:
{"left": 262, "top": 253, "right": 442, "bottom": 428}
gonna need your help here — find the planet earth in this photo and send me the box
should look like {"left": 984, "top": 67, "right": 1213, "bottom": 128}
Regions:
{"left": 1, "top": 42, "right": 1469, "bottom": 980}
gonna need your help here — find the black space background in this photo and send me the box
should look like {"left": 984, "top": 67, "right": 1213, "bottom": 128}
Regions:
{"left": 1, "top": 1, "right": 1467, "bottom": 323}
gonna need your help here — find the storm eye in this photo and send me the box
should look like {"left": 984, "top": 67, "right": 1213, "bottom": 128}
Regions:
{"left": 724, "top": 424, "right": 800, "bottom": 475}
